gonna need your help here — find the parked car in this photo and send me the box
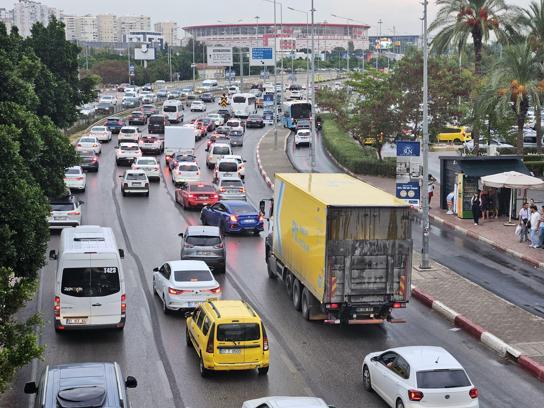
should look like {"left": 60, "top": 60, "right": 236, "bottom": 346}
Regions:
{"left": 120, "top": 169, "right": 149, "bottom": 196}
{"left": 179, "top": 226, "right": 225, "bottom": 272}
{"left": 128, "top": 111, "right": 147, "bottom": 126}
{"left": 24, "top": 362, "right": 137, "bottom": 408}
{"left": 153, "top": 260, "right": 220, "bottom": 313}
{"left": 175, "top": 181, "right": 219, "bottom": 209}
{"left": 362, "top": 346, "right": 479, "bottom": 408}
{"left": 105, "top": 117, "right": 125, "bottom": 134}
{"left": 201, "top": 200, "right": 263, "bottom": 235}
{"left": 64, "top": 166, "right": 86, "bottom": 192}
{"left": 78, "top": 149, "right": 99, "bottom": 172}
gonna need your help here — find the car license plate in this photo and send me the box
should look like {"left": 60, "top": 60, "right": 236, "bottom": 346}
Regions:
{"left": 199, "top": 196, "right": 209, "bottom": 200}
{"left": 66, "top": 318, "right": 87, "bottom": 325}
{"left": 133, "top": 182, "right": 142, "bottom": 186}
{"left": 356, "top": 307, "right": 374, "bottom": 312}
{"left": 242, "top": 219, "right": 253, "bottom": 224}
{"left": 55, "top": 216, "right": 68, "bottom": 220}
{"left": 186, "top": 302, "right": 196, "bottom": 308}
{"left": 219, "top": 348, "right": 241, "bottom": 354}
{"left": 197, "top": 251, "right": 211, "bottom": 256}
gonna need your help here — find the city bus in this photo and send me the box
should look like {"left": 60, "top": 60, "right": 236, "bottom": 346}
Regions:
{"left": 231, "top": 93, "right": 257, "bottom": 118}
{"left": 282, "top": 101, "right": 312, "bottom": 130}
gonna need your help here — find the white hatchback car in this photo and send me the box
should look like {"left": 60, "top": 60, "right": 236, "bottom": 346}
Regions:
{"left": 208, "top": 113, "right": 225, "bottom": 126}
{"left": 152, "top": 260, "right": 221, "bottom": 313}
{"left": 76, "top": 136, "right": 101, "bottom": 155}
{"left": 64, "top": 166, "right": 86, "bottom": 192}
{"left": 89, "top": 126, "right": 112, "bottom": 143}
{"left": 132, "top": 157, "right": 160, "bottom": 181}
{"left": 190, "top": 100, "right": 207, "bottom": 112}
{"left": 172, "top": 161, "right": 200, "bottom": 186}
{"left": 362, "top": 346, "right": 479, "bottom": 408}
{"left": 118, "top": 126, "right": 141, "bottom": 143}
{"left": 242, "top": 397, "right": 331, "bottom": 408}
{"left": 295, "top": 129, "right": 312, "bottom": 147}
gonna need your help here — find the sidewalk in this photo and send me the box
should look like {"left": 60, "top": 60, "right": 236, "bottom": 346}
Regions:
{"left": 256, "top": 127, "right": 293, "bottom": 189}
{"left": 255, "top": 129, "right": 544, "bottom": 382}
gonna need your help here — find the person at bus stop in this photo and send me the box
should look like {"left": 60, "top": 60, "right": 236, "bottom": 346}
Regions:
{"left": 537, "top": 206, "right": 544, "bottom": 248}
{"left": 480, "top": 189, "right": 490, "bottom": 220}
{"left": 427, "top": 174, "right": 436, "bottom": 207}
{"left": 446, "top": 191, "right": 455, "bottom": 214}
{"left": 519, "top": 202, "right": 530, "bottom": 243}
{"left": 471, "top": 191, "right": 481, "bottom": 225}
{"left": 529, "top": 205, "right": 541, "bottom": 248}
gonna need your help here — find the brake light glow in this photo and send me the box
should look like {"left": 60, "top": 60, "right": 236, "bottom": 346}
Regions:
{"left": 392, "top": 302, "right": 405, "bottom": 308}
{"left": 67, "top": 211, "right": 80, "bottom": 216}
{"left": 262, "top": 324, "right": 269, "bottom": 351}
{"left": 54, "top": 296, "right": 60, "bottom": 317}
{"left": 408, "top": 390, "right": 424, "bottom": 401}
{"left": 204, "top": 286, "right": 221, "bottom": 294}
{"left": 212, "top": 194, "right": 219, "bottom": 199}
{"left": 220, "top": 187, "right": 226, "bottom": 192}
{"left": 77, "top": 143, "right": 82, "bottom": 147}
{"left": 229, "top": 215, "right": 237, "bottom": 222}
{"left": 121, "top": 293, "right": 126, "bottom": 313}
{"left": 213, "top": 242, "right": 224, "bottom": 249}
{"left": 259, "top": 215, "right": 264, "bottom": 222}
{"left": 326, "top": 303, "right": 340, "bottom": 310}
{"left": 239, "top": 187, "right": 245, "bottom": 193}
{"left": 168, "top": 287, "right": 191, "bottom": 295}
{"left": 469, "top": 388, "right": 479, "bottom": 399}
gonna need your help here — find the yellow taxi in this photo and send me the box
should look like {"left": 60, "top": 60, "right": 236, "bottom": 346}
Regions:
{"left": 185, "top": 300, "right": 270, "bottom": 377}
{"left": 436, "top": 126, "right": 472, "bottom": 144}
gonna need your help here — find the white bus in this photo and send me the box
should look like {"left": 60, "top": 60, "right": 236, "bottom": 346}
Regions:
{"left": 231, "top": 93, "right": 257, "bottom": 118}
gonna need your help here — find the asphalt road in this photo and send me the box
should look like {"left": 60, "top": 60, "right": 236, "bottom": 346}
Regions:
{"left": 2, "top": 106, "right": 544, "bottom": 408}
{"left": 287, "top": 132, "right": 544, "bottom": 320}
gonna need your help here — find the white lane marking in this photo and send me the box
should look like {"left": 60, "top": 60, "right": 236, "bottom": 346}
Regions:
{"left": 156, "top": 360, "right": 174, "bottom": 402}
{"left": 139, "top": 306, "right": 152, "bottom": 334}
{"left": 279, "top": 352, "right": 297, "bottom": 375}
{"left": 303, "top": 386, "right": 315, "bottom": 397}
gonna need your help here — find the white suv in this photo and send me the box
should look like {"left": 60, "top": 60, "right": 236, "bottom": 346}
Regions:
{"left": 172, "top": 161, "right": 200, "bottom": 186}
{"left": 48, "top": 195, "right": 83, "bottom": 229}
{"left": 64, "top": 166, "right": 86, "bottom": 192}
{"left": 120, "top": 170, "right": 149, "bottom": 196}
{"left": 115, "top": 143, "right": 142, "bottom": 166}
{"left": 89, "top": 126, "right": 112, "bottom": 143}
{"left": 118, "top": 126, "right": 141, "bottom": 143}
{"left": 76, "top": 136, "right": 101, "bottom": 155}
{"left": 190, "top": 100, "right": 207, "bottom": 112}
{"left": 131, "top": 157, "right": 160, "bottom": 181}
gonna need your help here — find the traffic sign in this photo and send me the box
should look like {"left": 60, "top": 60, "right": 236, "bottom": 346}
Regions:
{"left": 220, "top": 95, "right": 229, "bottom": 108}
{"left": 250, "top": 47, "right": 275, "bottom": 66}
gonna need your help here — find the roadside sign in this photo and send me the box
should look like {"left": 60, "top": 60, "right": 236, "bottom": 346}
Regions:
{"left": 220, "top": 95, "right": 229, "bottom": 108}
{"left": 207, "top": 46, "right": 233, "bottom": 67}
{"left": 396, "top": 141, "right": 421, "bottom": 206}
{"left": 250, "top": 47, "right": 275, "bottom": 66}
{"left": 191, "top": 63, "right": 196, "bottom": 68}
{"left": 263, "top": 93, "right": 274, "bottom": 106}
{"left": 129, "top": 64, "right": 135, "bottom": 76}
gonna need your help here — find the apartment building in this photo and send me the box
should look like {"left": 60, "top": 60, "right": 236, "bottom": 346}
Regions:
{"left": 12, "top": 0, "right": 60, "bottom": 37}
{"left": 154, "top": 21, "right": 178, "bottom": 46}
{"left": 96, "top": 14, "right": 117, "bottom": 42}
{"left": 117, "top": 15, "right": 151, "bottom": 41}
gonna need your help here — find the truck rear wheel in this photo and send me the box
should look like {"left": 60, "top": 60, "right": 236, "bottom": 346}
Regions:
{"left": 301, "top": 287, "right": 311, "bottom": 320}
{"left": 292, "top": 278, "right": 302, "bottom": 311}
{"left": 285, "top": 272, "right": 293, "bottom": 297}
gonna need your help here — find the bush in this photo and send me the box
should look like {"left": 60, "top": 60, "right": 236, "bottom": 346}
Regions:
{"left": 321, "top": 115, "right": 396, "bottom": 177}
{"left": 525, "top": 161, "right": 544, "bottom": 176}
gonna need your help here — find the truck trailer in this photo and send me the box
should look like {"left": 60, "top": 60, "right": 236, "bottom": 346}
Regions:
{"left": 263, "top": 173, "right": 412, "bottom": 324}
{"left": 164, "top": 126, "right": 196, "bottom": 161}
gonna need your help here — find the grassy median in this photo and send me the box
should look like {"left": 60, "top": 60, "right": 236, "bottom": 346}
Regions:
{"left": 321, "top": 114, "right": 395, "bottom": 177}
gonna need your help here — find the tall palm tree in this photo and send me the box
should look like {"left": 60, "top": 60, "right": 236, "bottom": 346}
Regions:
{"left": 430, "top": 0, "right": 520, "bottom": 76}
{"left": 477, "top": 41, "right": 543, "bottom": 154}
{"left": 519, "top": 0, "right": 544, "bottom": 152}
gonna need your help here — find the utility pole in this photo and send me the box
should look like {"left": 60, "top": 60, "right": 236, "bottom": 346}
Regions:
{"left": 420, "top": 0, "right": 430, "bottom": 269}
{"left": 310, "top": 0, "right": 316, "bottom": 171}
{"left": 273, "top": 0, "right": 278, "bottom": 149}
{"left": 192, "top": 31, "right": 196, "bottom": 91}
{"left": 168, "top": 45, "right": 172, "bottom": 82}
{"left": 287, "top": 6, "right": 309, "bottom": 92}
{"left": 127, "top": 42, "right": 131, "bottom": 85}
{"left": 279, "top": 3, "right": 284, "bottom": 115}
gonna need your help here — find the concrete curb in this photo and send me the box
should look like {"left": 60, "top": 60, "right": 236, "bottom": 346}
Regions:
{"left": 412, "top": 286, "right": 544, "bottom": 382}
{"left": 256, "top": 131, "right": 274, "bottom": 190}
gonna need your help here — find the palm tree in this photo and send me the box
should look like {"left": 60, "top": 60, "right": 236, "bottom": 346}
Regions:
{"left": 477, "top": 41, "right": 543, "bottom": 154}
{"left": 519, "top": 0, "right": 544, "bottom": 152}
{"left": 430, "top": 0, "right": 520, "bottom": 76}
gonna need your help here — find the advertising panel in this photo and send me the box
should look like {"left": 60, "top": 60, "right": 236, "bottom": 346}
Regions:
{"left": 206, "top": 46, "right": 233, "bottom": 67}
{"left": 395, "top": 141, "right": 421, "bottom": 206}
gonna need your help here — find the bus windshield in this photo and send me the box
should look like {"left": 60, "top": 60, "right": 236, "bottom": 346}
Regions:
{"left": 290, "top": 103, "right": 311, "bottom": 119}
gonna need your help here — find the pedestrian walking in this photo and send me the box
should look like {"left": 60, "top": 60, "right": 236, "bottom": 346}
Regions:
{"left": 537, "top": 206, "right": 544, "bottom": 248}
{"left": 529, "top": 205, "right": 540, "bottom": 248}
{"left": 428, "top": 174, "right": 436, "bottom": 208}
{"left": 519, "top": 202, "right": 530, "bottom": 243}
{"left": 471, "top": 191, "right": 481, "bottom": 225}
{"left": 446, "top": 191, "right": 455, "bottom": 215}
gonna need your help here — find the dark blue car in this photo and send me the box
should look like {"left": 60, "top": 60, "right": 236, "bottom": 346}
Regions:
{"left": 105, "top": 117, "right": 125, "bottom": 134}
{"left": 200, "top": 200, "right": 264, "bottom": 235}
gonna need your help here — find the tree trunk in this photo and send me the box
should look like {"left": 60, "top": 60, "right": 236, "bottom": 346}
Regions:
{"left": 517, "top": 115, "right": 525, "bottom": 155}
{"left": 536, "top": 108, "right": 542, "bottom": 154}
{"left": 471, "top": 30, "right": 483, "bottom": 155}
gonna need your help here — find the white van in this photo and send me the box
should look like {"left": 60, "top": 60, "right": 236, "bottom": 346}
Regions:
{"left": 49, "top": 226, "right": 126, "bottom": 332}
{"left": 162, "top": 100, "right": 185, "bottom": 123}
{"left": 206, "top": 143, "right": 232, "bottom": 169}
{"left": 202, "top": 79, "right": 218, "bottom": 90}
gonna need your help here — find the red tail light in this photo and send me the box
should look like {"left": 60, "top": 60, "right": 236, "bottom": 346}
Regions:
{"left": 67, "top": 211, "right": 80, "bottom": 216}
{"left": 469, "top": 388, "right": 479, "bottom": 399}
{"left": 187, "top": 194, "right": 194, "bottom": 198}
{"left": 76, "top": 177, "right": 84, "bottom": 181}
{"left": 408, "top": 390, "right": 424, "bottom": 401}
{"left": 92, "top": 144, "right": 97, "bottom": 147}
{"left": 220, "top": 187, "right": 226, "bottom": 192}
{"left": 259, "top": 215, "right": 264, "bottom": 222}
{"left": 229, "top": 215, "right": 237, "bottom": 222}
{"left": 204, "top": 286, "right": 221, "bottom": 294}
{"left": 326, "top": 303, "right": 340, "bottom": 310}
{"left": 262, "top": 324, "right": 269, "bottom": 351}
{"left": 212, "top": 194, "right": 219, "bottom": 199}
{"left": 206, "top": 323, "right": 215, "bottom": 353}
{"left": 214, "top": 242, "right": 224, "bottom": 249}
{"left": 239, "top": 187, "right": 245, "bottom": 193}
{"left": 92, "top": 157, "right": 97, "bottom": 162}
{"left": 168, "top": 287, "right": 191, "bottom": 295}
{"left": 77, "top": 143, "right": 82, "bottom": 147}
{"left": 121, "top": 293, "right": 126, "bottom": 313}
{"left": 54, "top": 296, "right": 60, "bottom": 317}
{"left": 392, "top": 302, "right": 405, "bottom": 308}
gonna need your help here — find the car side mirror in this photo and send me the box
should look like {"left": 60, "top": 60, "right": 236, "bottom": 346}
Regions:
{"left": 153, "top": 267, "right": 159, "bottom": 272}
{"left": 78, "top": 200, "right": 85, "bottom": 205}
{"left": 243, "top": 160, "right": 247, "bottom": 163}
{"left": 184, "top": 311, "right": 193, "bottom": 318}
{"left": 118, "top": 249, "right": 125, "bottom": 259}
{"left": 49, "top": 250, "right": 57, "bottom": 260}
{"left": 114, "top": 146, "right": 119, "bottom": 149}
{"left": 125, "top": 376, "right": 137, "bottom": 388}
{"left": 370, "top": 356, "right": 378, "bottom": 362}
{"left": 178, "top": 233, "right": 184, "bottom": 238}
{"left": 24, "top": 381, "right": 38, "bottom": 394}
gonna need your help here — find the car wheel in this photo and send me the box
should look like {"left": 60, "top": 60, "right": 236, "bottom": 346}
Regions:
{"left": 253, "top": 229, "right": 261, "bottom": 236}
{"left": 162, "top": 295, "right": 170, "bottom": 314}
{"left": 301, "top": 287, "right": 311, "bottom": 320}
{"left": 453, "top": 138, "right": 462, "bottom": 145}
{"left": 285, "top": 272, "right": 293, "bottom": 297}
{"left": 292, "top": 278, "right": 302, "bottom": 311}
{"left": 199, "top": 356, "right": 210, "bottom": 378}
{"left": 185, "top": 327, "right": 192, "bottom": 347}
{"left": 258, "top": 367, "right": 269, "bottom": 375}
{"left": 145, "top": 191, "right": 149, "bottom": 197}
{"left": 363, "top": 365, "right": 372, "bottom": 392}
{"left": 396, "top": 399, "right": 405, "bottom": 408}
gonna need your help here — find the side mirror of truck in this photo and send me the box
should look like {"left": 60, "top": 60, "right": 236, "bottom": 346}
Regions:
{"left": 259, "top": 199, "right": 274, "bottom": 219}
{"left": 49, "top": 250, "right": 57, "bottom": 260}
{"left": 118, "top": 249, "right": 125, "bottom": 259}
{"left": 24, "top": 382, "right": 38, "bottom": 394}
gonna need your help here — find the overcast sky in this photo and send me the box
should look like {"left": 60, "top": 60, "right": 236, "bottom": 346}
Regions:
{"left": 0, "top": 0, "right": 534, "bottom": 34}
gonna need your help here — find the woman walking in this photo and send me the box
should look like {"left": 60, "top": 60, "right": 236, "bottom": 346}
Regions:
{"left": 471, "top": 191, "right": 481, "bottom": 225}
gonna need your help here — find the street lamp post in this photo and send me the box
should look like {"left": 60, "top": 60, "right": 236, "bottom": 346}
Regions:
{"left": 192, "top": 30, "right": 196, "bottom": 91}
{"left": 287, "top": 6, "right": 310, "bottom": 94}
{"left": 310, "top": 0, "right": 316, "bottom": 171}
{"left": 420, "top": 0, "right": 430, "bottom": 269}
{"left": 264, "top": 0, "right": 282, "bottom": 149}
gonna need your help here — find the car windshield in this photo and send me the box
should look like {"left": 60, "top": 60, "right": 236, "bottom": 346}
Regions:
{"left": 65, "top": 168, "right": 80, "bottom": 175}
{"left": 163, "top": 106, "right": 177, "bottom": 112}
{"left": 80, "top": 138, "right": 94, "bottom": 143}
{"left": 92, "top": 127, "right": 106, "bottom": 132}
{"left": 107, "top": 119, "right": 120, "bottom": 124}
{"left": 228, "top": 203, "right": 255, "bottom": 214}
{"left": 221, "top": 180, "right": 243, "bottom": 188}
{"left": 217, "top": 323, "right": 260, "bottom": 342}
{"left": 132, "top": 112, "right": 143, "bottom": 116}
{"left": 219, "top": 163, "right": 238, "bottom": 172}
{"left": 122, "top": 128, "right": 136, "bottom": 133}
{"left": 230, "top": 131, "right": 243, "bottom": 137}
{"left": 61, "top": 267, "right": 120, "bottom": 297}
{"left": 416, "top": 369, "right": 471, "bottom": 389}
{"left": 149, "top": 116, "right": 164, "bottom": 123}
{"left": 213, "top": 146, "right": 231, "bottom": 155}
{"left": 232, "top": 96, "right": 246, "bottom": 103}
{"left": 126, "top": 173, "right": 146, "bottom": 180}
{"left": 185, "top": 235, "right": 222, "bottom": 246}
{"left": 249, "top": 115, "right": 261, "bottom": 120}
{"left": 51, "top": 203, "right": 74, "bottom": 211}
{"left": 179, "top": 164, "right": 198, "bottom": 172}
{"left": 298, "top": 131, "right": 310, "bottom": 136}
{"left": 138, "top": 159, "right": 156, "bottom": 165}
{"left": 173, "top": 269, "right": 212, "bottom": 282}
{"left": 122, "top": 146, "right": 139, "bottom": 151}
{"left": 189, "top": 184, "right": 215, "bottom": 192}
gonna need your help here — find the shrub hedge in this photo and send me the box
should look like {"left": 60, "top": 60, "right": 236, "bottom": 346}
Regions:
{"left": 321, "top": 115, "right": 396, "bottom": 177}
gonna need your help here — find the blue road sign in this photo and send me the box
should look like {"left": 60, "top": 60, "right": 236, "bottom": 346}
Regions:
{"left": 252, "top": 47, "right": 273, "bottom": 60}
{"left": 396, "top": 141, "right": 420, "bottom": 157}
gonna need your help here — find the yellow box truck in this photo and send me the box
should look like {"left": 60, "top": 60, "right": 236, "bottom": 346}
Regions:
{"left": 263, "top": 173, "right": 412, "bottom": 324}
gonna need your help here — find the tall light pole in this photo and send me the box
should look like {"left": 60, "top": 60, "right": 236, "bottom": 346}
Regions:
{"left": 287, "top": 6, "right": 309, "bottom": 93}
{"left": 310, "top": 0, "right": 316, "bottom": 171}
{"left": 420, "top": 0, "right": 430, "bottom": 269}
{"left": 192, "top": 29, "right": 196, "bottom": 91}
{"left": 264, "top": 0, "right": 282, "bottom": 149}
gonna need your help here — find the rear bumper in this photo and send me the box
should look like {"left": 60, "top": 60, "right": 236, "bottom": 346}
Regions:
{"left": 81, "top": 163, "right": 99, "bottom": 171}
{"left": 227, "top": 223, "right": 263, "bottom": 233}
{"left": 140, "top": 146, "right": 162, "bottom": 154}
{"left": 181, "top": 255, "right": 225, "bottom": 268}
{"left": 49, "top": 221, "right": 81, "bottom": 229}
{"left": 166, "top": 295, "right": 219, "bottom": 310}
{"left": 55, "top": 316, "right": 125, "bottom": 331}
{"left": 185, "top": 198, "right": 218, "bottom": 207}
{"left": 323, "top": 302, "right": 408, "bottom": 324}
{"left": 203, "top": 356, "right": 269, "bottom": 371}
{"left": 116, "top": 157, "right": 138, "bottom": 164}
{"left": 219, "top": 193, "right": 246, "bottom": 201}
{"left": 122, "top": 187, "right": 149, "bottom": 194}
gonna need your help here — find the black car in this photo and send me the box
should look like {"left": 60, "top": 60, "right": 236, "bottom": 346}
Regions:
{"left": 78, "top": 149, "right": 99, "bottom": 172}
{"left": 105, "top": 117, "right": 125, "bottom": 134}
{"left": 142, "top": 104, "right": 158, "bottom": 117}
{"left": 217, "top": 108, "right": 232, "bottom": 122}
{"left": 200, "top": 93, "right": 215, "bottom": 103}
{"left": 128, "top": 111, "right": 147, "bottom": 126}
{"left": 95, "top": 102, "right": 114, "bottom": 115}
{"left": 25, "top": 362, "right": 137, "bottom": 408}
{"left": 246, "top": 114, "right": 265, "bottom": 128}
{"left": 148, "top": 114, "right": 168, "bottom": 134}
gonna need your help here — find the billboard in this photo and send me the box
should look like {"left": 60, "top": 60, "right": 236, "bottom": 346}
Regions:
{"left": 250, "top": 47, "right": 275, "bottom": 66}
{"left": 395, "top": 141, "right": 421, "bottom": 206}
{"left": 375, "top": 37, "right": 393, "bottom": 50}
{"left": 134, "top": 44, "right": 156, "bottom": 61}
{"left": 207, "top": 46, "right": 233, "bottom": 67}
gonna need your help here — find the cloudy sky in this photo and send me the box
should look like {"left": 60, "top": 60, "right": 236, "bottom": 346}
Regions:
{"left": 0, "top": 0, "right": 534, "bottom": 34}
